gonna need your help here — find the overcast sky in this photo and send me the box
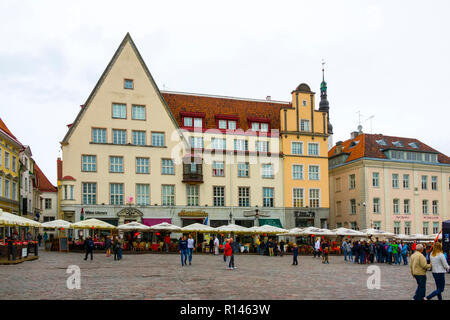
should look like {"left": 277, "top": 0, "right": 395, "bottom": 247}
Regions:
{"left": 1, "top": 0, "right": 449, "bottom": 184}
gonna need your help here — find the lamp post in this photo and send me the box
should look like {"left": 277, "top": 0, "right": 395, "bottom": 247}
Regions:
{"left": 229, "top": 212, "right": 233, "bottom": 224}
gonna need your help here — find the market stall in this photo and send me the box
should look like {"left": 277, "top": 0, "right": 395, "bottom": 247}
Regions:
{"left": 180, "top": 223, "right": 217, "bottom": 253}
{"left": 71, "top": 218, "right": 116, "bottom": 251}
{"left": 215, "top": 224, "right": 252, "bottom": 252}
{"left": 117, "top": 222, "right": 151, "bottom": 251}
{"left": 40, "top": 219, "right": 73, "bottom": 252}
{"left": 148, "top": 222, "right": 182, "bottom": 252}
{"left": 361, "top": 228, "right": 395, "bottom": 240}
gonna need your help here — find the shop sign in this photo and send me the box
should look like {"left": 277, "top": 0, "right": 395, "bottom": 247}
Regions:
{"left": 294, "top": 211, "right": 315, "bottom": 218}
{"left": 423, "top": 215, "right": 440, "bottom": 220}
{"left": 393, "top": 215, "right": 411, "bottom": 220}
{"left": 85, "top": 211, "right": 108, "bottom": 215}
{"left": 22, "top": 247, "right": 27, "bottom": 257}
{"left": 178, "top": 210, "right": 208, "bottom": 217}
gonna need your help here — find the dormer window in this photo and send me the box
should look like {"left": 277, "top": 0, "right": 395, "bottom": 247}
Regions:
{"left": 248, "top": 117, "right": 270, "bottom": 133}
{"left": 216, "top": 115, "right": 238, "bottom": 130}
{"left": 392, "top": 141, "right": 403, "bottom": 147}
{"left": 408, "top": 142, "right": 419, "bottom": 149}
{"left": 376, "top": 139, "right": 387, "bottom": 146}
{"left": 181, "top": 112, "right": 205, "bottom": 129}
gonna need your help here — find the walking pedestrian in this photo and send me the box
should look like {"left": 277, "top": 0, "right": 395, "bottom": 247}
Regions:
{"left": 387, "top": 241, "right": 393, "bottom": 265}
{"left": 321, "top": 239, "right": 329, "bottom": 264}
{"left": 292, "top": 244, "right": 299, "bottom": 265}
{"left": 214, "top": 236, "right": 219, "bottom": 255}
{"left": 348, "top": 240, "right": 354, "bottom": 262}
{"left": 164, "top": 234, "right": 171, "bottom": 253}
{"left": 425, "top": 242, "right": 450, "bottom": 300}
{"left": 353, "top": 241, "right": 360, "bottom": 264}
{"left": 187, "top": 234, "right": 195, "bottom": 265}
{"left": 314, "top": 238, "right": 321, "bottom": 258}
{"left": 279, "top": 240, "right": 285, "bottom": 257}
{"left": 105, "top": 235, "right": 112, "bottom": 257}
{"left": 410, "top": 244, "right": 431, "bottom": 300}
{"left": 179, "top": 236, "right": 188, "bottom": 266}
{"left": 342, "top": 239, "right": 349, "bottom": 262}
{"left": 209, "top": 237, "right": 214, "bottom": 254}
{"left": 83, "top": 236, "right": 94, "bottom": 261}
{"left": 37, "top": 233, "right": 42, "bottom": 247}
{"left": 113, "top": 236, "right": 119, "bottom": 261}
{"left": 229, "top": 237, "right": 238, "bottom": 269}
{"left": 256, "top": 236, "right": 261, "bottom": 255}
{"left": 224, "top": 239, "right": 233, "bottom": 270}
{"left": 401, "top": 241, "right": 408, "bottom": 265}
{"left": 369, "top": 242, "right": 375, "bottom": 264}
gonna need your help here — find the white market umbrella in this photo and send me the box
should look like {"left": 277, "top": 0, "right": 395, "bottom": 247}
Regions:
{"left": 394, "top": 233, "right": 411, "bottom": 240}
{"left": 0, "top": 209, "right": 42, "bottom": 227}
{"left": 409, "top": 233, "right": 430, "bottom": 240}
{"left": 361, "top": 228, "right": 395, "bottom": 237}
{"left": 181, "top": 223, "right": 217, "bottom": 233}
{"left": 278, "top": 227, "right": 305, "bottom": 236}
{"left": 431, "top": 233, "right": 442, "bottom": 240}
{"left": 332, "top": 227, "right": 366, "bottom": 237}
{"left": 299, "top": 227, "right": 336, "bottom": 236}
{"left": 251, "top": 224, "right": 288, "bottom": 234}
{"left": 148, "top": 222, "right": 182, "bottom": 232}
{"left": 215, "top": 224, "right": 250, "bottom": 234}
{"left": 117, "top": 221, "right": 151, "bottom": 231}
{"left": 40, "top": 219, "right": 73, "bottom": 229}
{"left": 72, "top": 218, "right": 116, "bottom": 230}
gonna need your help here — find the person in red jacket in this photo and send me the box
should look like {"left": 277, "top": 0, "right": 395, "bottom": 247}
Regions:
{"left": 224, "top": 239, "right": 233, "bottom": 270}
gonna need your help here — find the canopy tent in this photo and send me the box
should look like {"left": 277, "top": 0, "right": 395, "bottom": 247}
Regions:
{"left": 148, "top": 222, "right": 182, "bottom": 232}
{"left": 394, "top": 233, "right": 411, "bottom": 240}
{"left": 71, "top": 218, "right": 116, "bottom": 230}
{"left": 278, "top": 227, "right": 305, "bottom": 236}
{"left": 251, "top": 224, "right": 288, "bottom": 234}
{"left": 117, "top": 221, "right": 151, "bottom": 231}
{"left": 299, "top": 227, "right": 336, "bottom": 236}
{"left": 408, "top": 233, "right": 431, "bottom": 240}
{"left": 214, "top": 224, "right": 250, "bottom": 234}
{"left": 332, "top": 227, "right": 366, "bottom": 237}
{"left": 361, "top": 228, "right": 395, "bottom": 237}
{"left": 40, "top": 219, "right": 73, "bottom": 229}
{"left": 180, "top": 223, "right": 216, "bottom": 233}
{"left": 0, "top": 209, "right": 42, "bottom": 227}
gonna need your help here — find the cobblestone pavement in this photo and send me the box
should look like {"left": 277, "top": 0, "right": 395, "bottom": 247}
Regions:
{"left": 1, "top": 251, "right": 449, "bottom": 300}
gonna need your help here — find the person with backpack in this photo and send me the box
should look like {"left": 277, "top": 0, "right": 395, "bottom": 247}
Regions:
{"left": 105, "top": 235, "right": 112, "bottom": 257}
{"left": 292, "top": 244, "right": 299, "bottom": 265}
{"left": 401, "top": 241, "right": 408, "bottom": 265}
{"left": 113, "top": 235, "right": 121, "bottom": 261}
{"left": 321, "top": 239, "right": 330, "bottom": 264}
{"left": 84, "top": 236, "right": 94, "bottom": 260}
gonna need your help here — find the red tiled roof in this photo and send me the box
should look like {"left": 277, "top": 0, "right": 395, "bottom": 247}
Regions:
{"left": 62, "top": 175, "right": 76, "bottom": 181}
{"left": 161, "top": 92, "right": 289, "bottom": 132}
{"left": 329, "top": 133, "right": 450, "bottom": 164}
{"left": 34, "top": 163, "right": 57, "bottom": 192}
{"left": 0, "top": 118, "right": 18, "bottom": 140}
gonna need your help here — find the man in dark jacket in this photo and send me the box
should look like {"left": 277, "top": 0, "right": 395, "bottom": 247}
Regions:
{"left": 209, "top": 238, "right": 214, "bottom": 254}
{"left": 353, "top": 241, "right": 360, "bottom": 264}
{"left": 84, "top": 236, "right": 94, "bottom": 260}
{"left": 229, "top": 238, "right": 239, "bottom": 269}
{"left": 179, "top": 236, "right": 188, "bottom": 266}
{"left": 279, "top": 240, "right": 285, "bottom": 257}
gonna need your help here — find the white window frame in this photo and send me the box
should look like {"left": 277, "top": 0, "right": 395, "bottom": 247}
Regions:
{"left": 291, "top": 142, "right": 303, "bottom": 155}
{"left": 308, "top": 165, "right": 320, "bottom": 180}
{"left": 307, "top": 143, "right": 319, "bottom": 156}
{"left": 292, "top": 164, "right": 304, "bottom": 180}
{"left": 292, "top": 188, "right": 304, "bottom": 208}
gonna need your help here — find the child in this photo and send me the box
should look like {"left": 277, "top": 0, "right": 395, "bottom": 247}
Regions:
{"left": 292, "top": 244, "right": 299, "bottom": 265}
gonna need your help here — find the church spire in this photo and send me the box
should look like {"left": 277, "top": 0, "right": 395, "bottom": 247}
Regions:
{"left": 319, "top": 59, "right": 333, "bottom": 135}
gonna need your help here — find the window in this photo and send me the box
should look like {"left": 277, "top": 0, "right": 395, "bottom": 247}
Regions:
{"left": 433, "top": 222, "right": 439, "bottom": 234}
{"left": 132, "top": 131, "right": 146, "bottom": 145}
{"left": 292, "top": 165, "right": 304, "bottom": 180}
{"left": 432, "top": 200, "right": 439, "bottom": 214}
{"left": 404, "top": 222, "right": 411, "bottom": 235}
{"left": 234, "top": 139, "right": 248, "bottom": 151}
{"left": 308, "top": 165, "right": 320, "bottom": 180}
{"left": 213, "top": 161, "right": 225, "bottom": 177}
{"left": 82, "top": 183, "right": 96, "bottom": 205}
{"left": 110, "top": 156, "right": 124, "bottom": 173}
{"left": 373, "top": 221, "right": 381, "bottom": 230}
{"left": 262, "top": 164, "right": 274, "bottom": 179}
{"left": 390, "top": 150, "right": 404, "bottom": 160}
{"left": 255, "top": 141, "right": 269, "bottom": 152}
{"left": 431, "top": 176, "right": 438, "bottom": 190}
{"left": 421, "top": 176, "right": 428, "bottom": 190}
{"left": 238, "top": 162, "right": 249, "bottom": 178}
{"left": 337, "top": 222, "right": 343, "bottom": 228}
{"left": 393, "top": 199, "right": 400, "bottom": 214}
{"left": 260, "top": 123, "right": 269, "bottom": 132}
{"left": 423, "top": 222, "right": 429, "bottom": 235}
{"left": 302, "top": 100, "right": 307, "bottom": 106}
{"left": 263, "top": 187, "right": 274, "bottom": 207}
{"left": 373, "top": 198, "right": 380, "bottom": 213}
{"left": 213, "top": 186, "right": 225, "bottom": 206}
{"left": 112, "top": 103, "right": 126, "bottom": 119}
{"left": 12, "top": 156, "right": 16, "bottom": 172}
{"left": 403, "top": 174, "right": 410, "bottom": 189}
{"left": 336, "top": 201, "right": 342, "bottom": 216}
{"left": 69, "top": 185, "right": 74, "bottom": 200}
{"left": 92, "top": 128, "right": 107, "bottom": 143}
{"left": 184, "top": 117, "right": 193, "bottom": 127}
{"left": 136, "top": 157, "right": 150, "bottom": 174}
{"left": 194, "top": 118, "right": 203, "bottom": 128}
{"left": 350, "top": 199, "right": 356, "bottom": 215}
{"left": 190, "top": 137, "right": 204, "bottom": 149}
{"left": 392, "top": 174, "right": 399, "bottom": 188}
{"left": 394, "top": 222, "right": 400, "bottom": 235}
{"left": 132, "top": 105, "right": 145, "bottom": 120}
{"left": 161, "top": 159, "right": 175, "bottom": 175}
{"left": 4, "top": 179, "right": 10, "bottom": 199}
{"left": 12, "top": 182, "right": 17, "bottom": 200}
{"left": 409, "top": 142, "right": 419, "bottom": 148}
{"left": 5, "top": 152, "right": 9, "bottom": 169}
{"left": 45, "top": 198, "right": 52, "bottom": 209}
{"left": 64, "top": 185, "right": 67, "bottom": 200}
{"left": 110, "top": 183, "right": 124, "bottom": 205}
{"left": 24, "top": 177, "right": 28, "bottom": 192}
{"left": 136, "top": 184, "right": 150, "bottom": 205}
{"left": 392, "top": 141, "right": 403, "bottom": 147}
{"left": 422, "top": 200, "right": 429, "bottom": 214}
{"left": 82, "top": 155, "right": 97, "bottom": 172}
{"left": 300, "top": 119, "right": 310, "bottom": 132}
{"left": 186, "top": 185, "right": 199, "bottom": 206}
{"left": 162, "top": 185, "right": 175, "bottom": 206}
{"left": 211, "top": 138, "right": 226, "bottom": 150}
{"left": 309, "top": 189, "right": 320, "bottom": 208}
{"left": 124, "top": 79, "right": 134, "bottom": 89}
{"left": 251, "top": 122, "right": 269, "bottom": 132}
{"left": 349, "top": 174, "right": 356, "bottom": 189}
{"left": 403, "top": 199, "right": 410, "bottom": 214}
{"left": 112, "top": 129, "right": 127, "bottom": 145}
{"left": 0, "top": 148, "right": 2, "bottom": 166}
{"left": 183, "top": 117, "right": 203, "bottom": 128}
{"left": 351, "top": 222, "right": 357, "bottom": 230}
{"left": 292, "top": 188, "right": 304, "bottom": 207}
{"left": 335, "top": 177, "right": 341, "bottom": 192}
{"left": 372, "top": 172, "right": 379, "bottom": 187}
{"left": 152, "top": 132, "right": 165, "bottom": 147}
{"left": 291, "top": 142, "right": 303, "bottom": 155}
{"left": 218, "top": 120, "right": 227, "bottom": 129}
{"left": 218, "top": 119, "right": 237, "bottom": 130}
{"left": 307, "top": 143, "right": 319, "bottom": 156}
{"left": 238, "top": 187, "right": 250, "bottom": 207}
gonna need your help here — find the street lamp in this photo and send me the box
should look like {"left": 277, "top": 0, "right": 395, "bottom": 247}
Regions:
{"left": 229, "top": 212, "right": 233, "bottom": 224}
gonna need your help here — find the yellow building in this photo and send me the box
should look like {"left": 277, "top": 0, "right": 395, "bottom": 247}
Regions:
{"left": 0, "top": 118, "right": 22, "bottom": 214}
{"left": 280, "top": 75, "right": 332, "bottom": 228}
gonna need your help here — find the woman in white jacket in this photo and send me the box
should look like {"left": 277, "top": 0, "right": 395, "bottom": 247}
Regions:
{"left": 425, "top": 242, "right": 450, "bottom": 300}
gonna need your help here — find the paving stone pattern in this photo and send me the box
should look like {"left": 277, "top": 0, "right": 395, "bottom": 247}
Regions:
{"left": 1, "top": 251, "right": 448, "bottom": 300}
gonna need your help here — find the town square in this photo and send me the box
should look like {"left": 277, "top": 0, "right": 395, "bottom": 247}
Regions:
{"left": 1, "top": 0, "right": 450, "bottom": 309}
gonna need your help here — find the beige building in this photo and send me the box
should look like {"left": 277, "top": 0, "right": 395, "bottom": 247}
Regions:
{"left": 59, "top": 33, "right": 290, "bottom": 230}
{"left": 329, "top": 129, "right": 450, "bottom": 235}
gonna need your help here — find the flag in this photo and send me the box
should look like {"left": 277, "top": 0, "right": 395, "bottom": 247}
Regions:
{"left": 80, "top": 208, "right": 84, "bottom": 221}
{"left": 204, "top": 216, "right": 208, "bottom": 225}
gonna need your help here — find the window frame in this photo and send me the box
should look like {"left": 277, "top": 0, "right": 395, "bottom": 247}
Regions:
{"left": 111, "top": 103, "right": 127, "bottom": 119}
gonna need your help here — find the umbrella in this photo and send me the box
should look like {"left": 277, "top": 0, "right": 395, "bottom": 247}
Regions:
{"left": 215, "top": 224, "right": 250, "bottom": 234}
{"left": 361, "top": 228, "right": 395, "bottom": 237}
{"left": 431, "top": 233, "right": 442, "bottom": 240}
{"left": 71, "top": 218, "right": 116, "bottom": 230}
{"left": 408, "top": 233, "right": 430, "bottom": 240}
{"left": 148, "top": 222, "right": 182, "bottom": 232}
{"left": 0, "top": 209, "right": 42, "bottom": 227}
{"left": 299, "top": 227, "right": 336, "bottom": 236}
{"left": 278, "top": 227, "right": 305, "bottom": 236}
{"left": 117, "top": 221, "right": 151, "bottom": 231}
{"left": 40, "top": 219, "right": 72, "bottom": 229}
{"left": 394, "top": 233, "right": 411, "bottom": 240}
{"left": 332, "top": 227, "right": 366, "bottom": 237}
{"left": 180, "top": 223, "right": 216, "bottom": 233}
{"left": 251, "top": 224, "right": 288, "bottom": 234}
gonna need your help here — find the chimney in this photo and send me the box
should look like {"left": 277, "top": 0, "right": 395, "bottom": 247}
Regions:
{"left": 57, "top": 158, "right": 63, "bottom": 181}
{"left": 336, "top": 141, "right": 344, "bottom": 154}
{"left": 350, "top": 131, "right": 359, "bottom": 139}
{"left": 266, "top": 96, "right": 271, "bottom": 101}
